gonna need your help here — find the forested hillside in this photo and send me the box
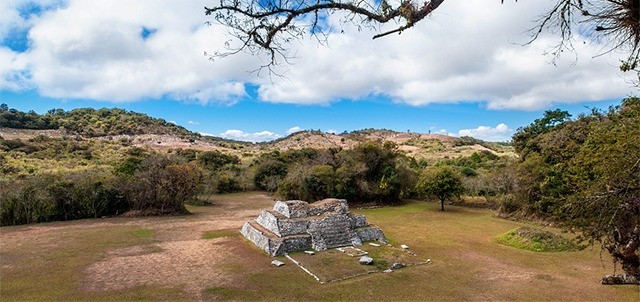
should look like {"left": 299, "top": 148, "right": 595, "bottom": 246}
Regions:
{"left": 0, "top": 104, "right": 194, "bottom": 137}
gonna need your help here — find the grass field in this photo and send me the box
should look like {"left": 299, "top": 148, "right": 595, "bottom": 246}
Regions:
{"left": 1, "top": 192, "right": 638, "bottom": 301}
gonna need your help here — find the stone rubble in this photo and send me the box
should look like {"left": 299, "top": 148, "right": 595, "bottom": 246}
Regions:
{"left": 359, "top": 256, "right": 374, "bottom": 265}
{"left": 241, "top": 198, "right": 387, "bottom": 256}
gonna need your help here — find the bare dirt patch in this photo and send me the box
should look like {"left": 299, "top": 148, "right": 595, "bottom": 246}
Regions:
{"left": 84, "top": 237, "right": 237, "bottom": 298}
{"left": 460, "top": 250, "right": 537, "bottom": 282}
{"left": 76, "top": 192, "right": 275, "bottom": 299}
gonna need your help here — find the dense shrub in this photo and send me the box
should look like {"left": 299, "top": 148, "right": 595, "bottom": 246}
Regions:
{"left": 120, "top": 155, "right": 202, "bottom": 214}
{"left": 253, "top": 159, "right": 288, "bottom": 192}
{"left": 0, "top": 174, "right": 126, "bottom": 226}
{"left": 0, "top": 154, "right": 203, "bottom": 225}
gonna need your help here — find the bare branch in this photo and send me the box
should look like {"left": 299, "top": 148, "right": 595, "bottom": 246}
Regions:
{"left": 205, "top": 0, "right": 445, "bottom": 73}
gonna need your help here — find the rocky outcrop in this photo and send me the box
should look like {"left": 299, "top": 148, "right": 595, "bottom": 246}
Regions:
{"left": 241, "top": 198, "right": 387, "bottom": 256}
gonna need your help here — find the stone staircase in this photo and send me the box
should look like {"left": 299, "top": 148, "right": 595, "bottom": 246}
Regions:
{"left": 308, "top": 214, "right": 357, "bottom": 250}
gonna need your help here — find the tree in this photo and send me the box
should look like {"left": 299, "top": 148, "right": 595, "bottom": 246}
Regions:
{"left": 416, "top": 166, "right": 464, "bottom": 211}
{"left": 205, "top": 0, "right": 640, "bottom": 75}
{"left": 508, "top": 98, "right": 640, "bottom": 280}
{"left": 512, "top": 109, "right": 571, "bottom": 159}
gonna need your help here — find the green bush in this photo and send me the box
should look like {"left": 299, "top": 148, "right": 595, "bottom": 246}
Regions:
{"left": 496, "top": 226, "right": 582, "bottom": 252}
{"left": 216, "top": 175, "right": 241, "bottom": 193}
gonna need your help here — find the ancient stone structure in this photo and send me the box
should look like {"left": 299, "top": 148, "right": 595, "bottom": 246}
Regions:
{"left": 241, "top": 198, "right": 387, "bottom": 256}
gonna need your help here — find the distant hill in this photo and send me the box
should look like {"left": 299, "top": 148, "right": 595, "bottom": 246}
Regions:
{"left": 0, "top": 104, "right": 194, "bottom": 137}
{"left": 0, "top": 104, "right": 515, "bottom": 161}
{"left": 264, "top": 129, "right": 514, "bottom": 162}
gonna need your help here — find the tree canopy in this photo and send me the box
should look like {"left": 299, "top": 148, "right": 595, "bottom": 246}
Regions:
{"left": 416, "top": 166, "right": 464, "bottom": 211}
{"left": 506, "top": 98, "right": 640, "bottom": 279}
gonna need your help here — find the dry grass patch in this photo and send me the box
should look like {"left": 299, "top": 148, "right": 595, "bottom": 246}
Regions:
{"left": 202, "top": 229, "right": 240, "bottom": 239}
{"left": 287, "top": 244, "right": 429, "bottom": 283}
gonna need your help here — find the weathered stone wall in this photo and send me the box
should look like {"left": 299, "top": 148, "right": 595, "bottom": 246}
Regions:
{"left": 350, "top": 214, "right": 369, "bottom": 228}
{"left": 273, "top": 200, "right": 308, "bottom": 218}
{"left": 241, "top": 199, "right": 388, "bottom": 256}
{"left": 307, "top": 214, "right": 355, "bottom": 251}
{"left": 355, "top": 226, "right": 387, "bottom": 243}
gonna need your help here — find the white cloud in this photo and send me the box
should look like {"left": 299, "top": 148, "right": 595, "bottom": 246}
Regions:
{"left": 458, "top": 123, "right": 513, "bottom": 142}
{"left": 219, "top": 129, "right": 281, "bottom": 142}
{"left": 0, "top": 47, "right": 30, "bottom": 90}
{"left": 286, "top": 126, "right": 303, "bottom": 135}
{"left": 0, "top": 0, "right": 633, "bottom": 109}
{"left": 254, "top": 1, "right": 632, "bottom": 110}
{"left": 187, "top": 120, "right": 199, "bottom": 125}
{"left": 3, "top": 0, "right": 258, "bottom": 102}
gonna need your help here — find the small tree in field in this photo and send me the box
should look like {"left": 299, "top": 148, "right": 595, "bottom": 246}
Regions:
{"left": 416, "top": 166, "right": 464, "bottom": 211}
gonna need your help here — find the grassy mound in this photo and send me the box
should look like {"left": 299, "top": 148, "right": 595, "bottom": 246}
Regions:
{"left": 496, "top": 226, "right": 582, "bottom": 252}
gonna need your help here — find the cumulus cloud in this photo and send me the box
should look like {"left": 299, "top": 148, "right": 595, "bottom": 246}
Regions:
{"left": 458, "top": 123, "right": 513, "bottom": 142}
{"left": 255, "top": 1, "right": 631, "bottom": 109}
{"left": 187, "top": 120, "right": 199, "bottom": 125}
{"left": 0, "top": 0, "right": 633, "bottom": 109}
{"left": 219, "top": 129, "right": 281, "bottom": 142}
{"left": 286, "top": 126, "right": 303, "bottom": 135}
{"left": 2, "top": 0, "right": 257, "bottom": 102}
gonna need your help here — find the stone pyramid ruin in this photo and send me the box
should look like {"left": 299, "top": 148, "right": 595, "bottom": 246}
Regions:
{"left": 241, "top": 198, "right": 387, "bottom": 256}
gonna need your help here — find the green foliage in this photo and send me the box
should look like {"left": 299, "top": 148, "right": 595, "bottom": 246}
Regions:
{"left": 253, "top": 158, "right": 288, "bottom": 192}
{"left": 508, "top": 98, "right": 640, "bottom": 278}
{"left": 0, "top": 173, "right": 127, "bottom": 226}
{"left": 0, "top": 105, "right": 195, "bottom": 137}
{"left": 512, "top": 109, "right": 571, "bottom": 158}
{"left": 215, "top": 174, "right": 242, "bottom": 193}
{"left": 454, "top": 135, "right": 503, "bottom": 148}
{"left": 416, "top": 166, "right": 464, "bottom": 211}
{"left": 197, "top": 150, "right": 240, "bottom": 171}
{"left": 275, "top": 141, "right": 414, "bottom": 204}
{"left": 0, "top": 154, "right": 203, "bottom": 226}
{"left": 496, "top": 227, "right": 582, "bottom": 252}
{"left": 114, "top": 156, "right": 144, "bottom": 176}
{"left": 121, "top": 155, "right": 203, "bottom": 214}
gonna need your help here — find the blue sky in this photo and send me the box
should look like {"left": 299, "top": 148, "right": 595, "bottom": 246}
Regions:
{"left": 0, "top": 1, "right": 633, "bottom": 142}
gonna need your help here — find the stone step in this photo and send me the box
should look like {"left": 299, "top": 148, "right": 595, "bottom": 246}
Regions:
{"left": 245, "top": 220, "right": 280, "bottom": 240}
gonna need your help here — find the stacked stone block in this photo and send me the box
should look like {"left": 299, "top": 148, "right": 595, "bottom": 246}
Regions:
{"left": 241, "top": 198, "right": 387, "bottom": 256}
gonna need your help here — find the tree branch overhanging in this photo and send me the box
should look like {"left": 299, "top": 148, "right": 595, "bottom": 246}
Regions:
{"left": 205, "top": 0, "right": 640, "bottom": 80}
{"left": 205, "top": 0, "right": 445, "bottom": 72}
